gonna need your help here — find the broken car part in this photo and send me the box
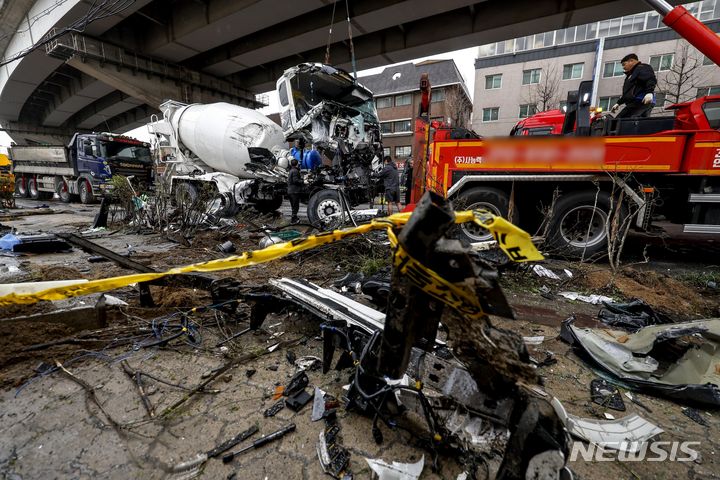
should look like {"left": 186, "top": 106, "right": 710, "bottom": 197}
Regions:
{"left": 562, "top": 317, "right": 720, "bottom": 407}
{"left": 263, "top": 400, "right": 285, "bottom": 418}
{"left": 598, "top": 299, "right": 674, "bottom": 332}
{"left": 317, "top": 416, "right": 351, "bottom": 479}
{"left": 551, "top": 397, "right": 663, "bottom": 452}
{"left": 286, "top": 389, "right": 314, "bottom": 412}
{"left": 590, "top": 379, "right": 626, "bottom": 411}
{"left": 313, "top": 192, "right": 570, "bottom": 479}
{"left": 365, "top": 455, "right": 424, "bottom": 480}
{"left": 222, "top": 423, "right": 297, "bottom": 463}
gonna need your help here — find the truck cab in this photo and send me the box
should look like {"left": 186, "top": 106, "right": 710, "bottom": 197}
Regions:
{"left": 11, "top": 132, "right": 152, "bottom": 204}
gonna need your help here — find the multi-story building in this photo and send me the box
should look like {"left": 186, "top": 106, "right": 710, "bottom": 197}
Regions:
{"left": 472, "top": 1, "right": 720, "bottom": 136}
{"left": 359, "top": 59, "right": 471, "bottom": 168}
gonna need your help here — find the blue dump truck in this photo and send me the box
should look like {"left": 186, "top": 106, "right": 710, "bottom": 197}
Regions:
{"left": 10, "top": 132, "right": 153, "bottom": 203}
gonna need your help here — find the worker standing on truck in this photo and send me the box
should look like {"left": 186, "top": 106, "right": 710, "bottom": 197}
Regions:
{"left": 611, "top": 53, "right": 657, "bottom": 118}
{"left": 287, "top": 158, "right": 303, "bottom": 224}
{"left": 376, "top": 156, "right": 401, "bottom": 215}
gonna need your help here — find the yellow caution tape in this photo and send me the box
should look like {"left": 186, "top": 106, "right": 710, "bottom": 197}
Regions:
{"left": 0, "top": 210, "right": 542, "bottom": 306}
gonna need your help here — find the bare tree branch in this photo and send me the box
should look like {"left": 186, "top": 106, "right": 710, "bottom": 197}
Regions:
{"left": 443, "top": 85, "right": 472, "bottom": 128}
{"left": 658, "top": 41, "right": 708, "bottom": 105}
{"left": 523, "top": 63, "right": 561, "bottom": 112}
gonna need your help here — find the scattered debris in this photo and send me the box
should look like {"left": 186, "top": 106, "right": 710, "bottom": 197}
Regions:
{"left": 295, "top": 355, "right": 322, "bottom": 371}
{"left": 365, "top": 455, "right": 424, "bottom": 480}
{"left": 682, "top": 407, "right": 710, "bottom": 427}
{"left": 598, "top": 299, "right": 674, "bottom": 332}
{"left": 216, "top": 240, "right": 236, "bottom": 253}
{"left": 533, "top": 264, "right": 561, "bottom": 280}
{"left": 222, "top": 424, "right": 296, "bottom": 463}
{"left": 552, "top": 397, "right": 663, "bottom": 452}
{"left": 562, "top": 318, "right": 720, "bottom": 407}
{"left": 559, "top": 291, "right": 614, "bottom": 304}
{"left": 590, "top": 378, "right": 626, "bottom": 411}
{"left": 264, "top": 400, "right": 285, "bottom": 418}
{"left": 523, "top": 336, "right": 545, "bottom": 346}
{"left": 317, "top": 415, "right": 351, "bottom": 479}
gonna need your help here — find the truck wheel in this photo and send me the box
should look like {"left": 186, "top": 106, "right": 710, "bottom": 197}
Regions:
{"left": 453, "top": 187, "right": 515, "bottom": 242}
{"left": 254, "top": 196, "right": 283, "bottom": 214}
{"left": 15, "top": 177, "right": 28, "bottom": 198}
{"left": 547, "top": 190, "right": 612, "bottom": 259}
{"left": 79, "top": 180, "right": 94, "bottom": 204}
{"left": 28, "top": 177, "right": 41, "bottom": 200}
{"left": 57, "top": 179, "right": 71, "bottom": 203}
{"left": 174, "top": 182, "right": 198, "bottom": 208}
{"left": 307, "top": 189, "right": 342, "bottom": 226}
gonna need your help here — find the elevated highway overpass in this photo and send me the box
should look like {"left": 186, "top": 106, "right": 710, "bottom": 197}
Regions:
{"left": 0, "top": 0, "right": 667, "bottom": 143}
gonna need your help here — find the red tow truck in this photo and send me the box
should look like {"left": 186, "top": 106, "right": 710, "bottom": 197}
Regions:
{"left": 405, "top": 0, "right": 720, "bottom": 258}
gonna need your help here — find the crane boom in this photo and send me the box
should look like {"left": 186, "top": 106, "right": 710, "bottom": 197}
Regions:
{"left": 645, "top": 0, "right": 720, "bottom": 66}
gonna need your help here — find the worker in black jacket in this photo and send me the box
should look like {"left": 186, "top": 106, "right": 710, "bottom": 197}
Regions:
{"left": 611, "top": 53, "right": 657, "bottom": 118}
{"left": 287, "top": 159, "right": 303, "bottom": 223}
{"left": 376, "top": 156, "right": 401, "bottom": 215}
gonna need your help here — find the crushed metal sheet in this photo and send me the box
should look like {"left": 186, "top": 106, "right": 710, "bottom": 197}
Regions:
{"left": 559, "top": 291, "right": 614, "bottom": 304}
{"left": 533, "top": 265, "right": 561, "bottom": 280}
{"left": 365, "top": 455, "right": 424, "bottom": 480}
{"left": 551, "top": 397, "right": 663, "bottom": 452}
{"left": 270, "top": 277, "right": 385, "bottom": 335}
{"left": 562, "top": 318, "right": 720, "bottom": 406}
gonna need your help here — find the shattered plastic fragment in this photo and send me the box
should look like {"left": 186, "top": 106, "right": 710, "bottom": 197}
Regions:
{"left": 551, "top": 397, "right": 663, "bottom": 452}
{"left": 559, "top": 291, "right": 614, "bottom": 304}
{"left": 365, "top": 455, "right": 424, "bottom": 480}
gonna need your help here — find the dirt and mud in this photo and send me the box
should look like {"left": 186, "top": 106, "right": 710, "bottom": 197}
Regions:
{"left": 0, "top": 199, "right": 718, "bottom": 479}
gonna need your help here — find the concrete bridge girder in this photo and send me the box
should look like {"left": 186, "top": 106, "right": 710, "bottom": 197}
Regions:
{"left": 0, "top": 0, "right": 151, "bottom": 124}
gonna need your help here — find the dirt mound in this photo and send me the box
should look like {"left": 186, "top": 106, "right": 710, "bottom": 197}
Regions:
{"left": 581, "top": 267, "right": 717, "bottom": 317}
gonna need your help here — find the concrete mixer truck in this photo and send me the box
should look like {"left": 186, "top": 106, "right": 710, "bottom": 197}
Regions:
{"left": 147, "top": 100, "right": 288, "bottom": 214}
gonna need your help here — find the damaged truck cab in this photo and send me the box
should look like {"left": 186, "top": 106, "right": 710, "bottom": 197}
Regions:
{"left": 277, "top": 63, "right": 384, "bottom": 224}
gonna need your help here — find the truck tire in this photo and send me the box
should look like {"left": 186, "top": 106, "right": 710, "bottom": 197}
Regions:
{"left": 307, "top": 189, "right": 342, "bottom": 226}
{"left": 254, "top": 195, "right": 283, "bottom": 214}
{"left": 79, "top": 179, "right": 94, "bottom": 204}
{"left": 546, "top": 190, "right": 613, "bottom": 259}
{"left": 453, "top": 187, "right": 515, "bottom": 243}
{"left": 15, "top": 177, "right": 28, "bottom": 198}
{"left": 174, "top": 182, "right": 198, "bottom": 208}
{"left": 56, "top": 178, "right": 71, "bottom": 203}
{"left": 28, "top": 177, "right": 41, "bottom": 200}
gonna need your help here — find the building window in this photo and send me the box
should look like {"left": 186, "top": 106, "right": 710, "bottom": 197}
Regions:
{"left": 603, "top": 61, "right": 624, "bottom": 78}
{"left": 598, "top": 96, "right": 621, "bottom": 112}
{"left": 482, "top": 107, "right": 499, "bottom": 122}
{"left": 376, "top": 97, "right": 392, "bottom": 109}
{"left": 432, "top": 89, "right": 446, "bottom": 102}
{"left": 562, "top": 63, "right": 584, "bottom": 80}
{"left": 519, "top": 104, "right": 537, "bottom": 118}
{"left": 697, "top": 86, "right": 720, "bottom": 97}
{"left": 620, "top": 13, "right": 646, "bottom": 35}
{"left": 645, "top": 11, "right": 661, "bottom": 29}
{"left": 522, "top": 69, "right": 541, "bottom": 85}
{"left": 649, "top": 54, "right": 674, "bottom": 72}
{"left": 395, "top": 93, "right": 412, "bottom": 106}
{"left": 383, "top": 147, "right": 390, "bottom": 157}
{"left": 485, "top": 74, "right": 502, "bottom": 89}
{"left": 380, "top": 122, "right": 393, "bottom": 134}
{"left": 395, "top": 146, "right": 412, "bottom": 158}
{"left": 393, "top": 120, "right": 412, "bottom": 133}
